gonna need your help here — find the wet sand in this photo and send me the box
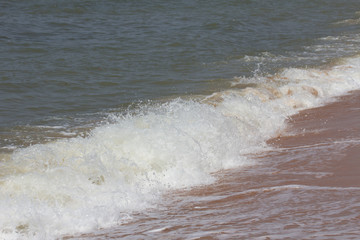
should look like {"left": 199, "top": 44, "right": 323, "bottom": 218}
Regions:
{"left": 66, "top": 91, "right": 360, "bottom": 239}
{"left": 268, "top": 90, "right": 360, "bottom": 188}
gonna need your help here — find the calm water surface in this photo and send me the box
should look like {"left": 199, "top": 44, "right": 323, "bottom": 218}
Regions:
{"left": 1, "top": 0, "right": 359, "bottom": 129}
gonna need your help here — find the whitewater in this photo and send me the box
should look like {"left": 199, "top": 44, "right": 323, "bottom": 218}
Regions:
{"left": 1, "top": 55, "right": 360, "bottom": 239}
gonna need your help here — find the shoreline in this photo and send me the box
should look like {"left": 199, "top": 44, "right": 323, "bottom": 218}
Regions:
{"left": 65, "top": 90, "right": 360, "bottom": 239}
{"left": 267, "top": 90, "right": 360, "bottom": 188}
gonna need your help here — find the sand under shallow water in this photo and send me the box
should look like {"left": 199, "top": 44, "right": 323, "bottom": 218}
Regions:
{"left": 65, "top": 91, "right": 360, "bottom": 239}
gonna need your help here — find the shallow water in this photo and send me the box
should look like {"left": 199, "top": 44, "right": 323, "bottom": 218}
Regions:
{"left": 67, "top": 92, "right": 360, "bottom": 240}
{"left": 1, "top": 1, "right": 360, "bottom": 239}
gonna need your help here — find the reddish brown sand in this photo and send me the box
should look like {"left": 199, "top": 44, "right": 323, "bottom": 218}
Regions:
{"left": 66, "top": 91, "right": 360, "bottom": 239}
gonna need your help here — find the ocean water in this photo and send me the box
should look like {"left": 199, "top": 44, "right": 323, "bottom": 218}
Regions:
{"left": 1, "top": 1, "right": 360, "bottom": 239}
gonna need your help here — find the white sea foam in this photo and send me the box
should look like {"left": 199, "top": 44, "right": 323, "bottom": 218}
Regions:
{"left": 334, "top": 17, "right": 360, "bottom": 26}
{"left": 1, "top": 56, "right": 360, "bottom": 239}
